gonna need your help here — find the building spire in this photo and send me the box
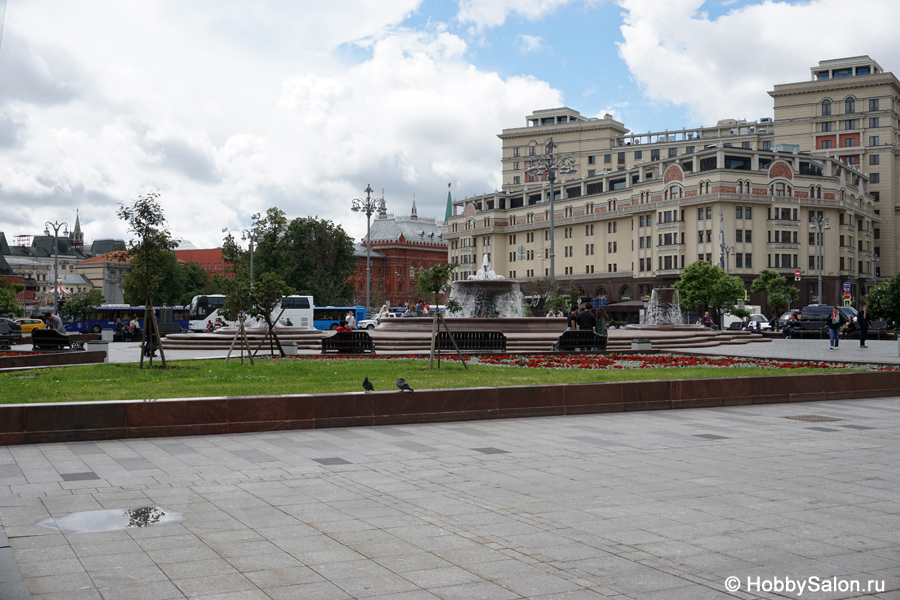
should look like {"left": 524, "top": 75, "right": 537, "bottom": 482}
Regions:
{"left": 378, "top": 189, "right": 387, "bottom": 219}
{"left": 411, "top": 193, "right": 417, "bottom": 221}
{"left": 71, "top": 209, "right": 84, "bottom": 250}
{"left": 445, "top": 182, "right": 452, "bottom": 222}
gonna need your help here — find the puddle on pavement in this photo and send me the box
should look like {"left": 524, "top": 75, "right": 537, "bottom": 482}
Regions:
{"left": 36, "top": 506, "right": 184, "bottom": 533}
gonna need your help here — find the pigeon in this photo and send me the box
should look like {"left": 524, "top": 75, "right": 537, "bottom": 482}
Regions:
{"left": 362, "top": 377, "right": 374, "bottom": 392}
{"left": 396, "top": 378, "right": 414, "bottom": 392}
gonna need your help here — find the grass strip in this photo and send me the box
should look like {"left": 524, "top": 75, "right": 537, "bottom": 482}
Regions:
{"left": 0, "top": 355, "right": 875, "bottom": 405}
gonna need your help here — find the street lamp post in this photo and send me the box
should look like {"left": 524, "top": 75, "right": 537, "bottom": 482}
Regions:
{"left": 809, "top": 215, "right": 830, "bottom": 303}
{"left": 43, "top": 220, "right": 69, "bottom": 315}
{"left": 351, "top": 184, "right": 384, "bottom": 314}
{"left": 525, "top": 137, "right": 577, "bottom": 279}
{"left": 718, "top": 211, "right": 734, "bottom": 273}
{"left": 871, "top": 253, "right": 879, "bottom": 293}
{"left": 240, "top": 228, "right": 256, "bottom": 285}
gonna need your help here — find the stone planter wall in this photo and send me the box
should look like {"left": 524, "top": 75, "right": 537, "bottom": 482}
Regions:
{"left": 1, "top": 370, "right": 898, "bottom": 445}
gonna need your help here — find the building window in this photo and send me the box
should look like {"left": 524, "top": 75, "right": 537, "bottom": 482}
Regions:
{"left": 634, "top": 150, "right": 642, "bottom": 159}
{"left": 821, "top": 99, "right": 831, "bottom": 116}
{"left": 651, "top": 149, "right": 660, "bottom": 161}
{"left": 762, "top": 141, "right": 772, "bottom": 150}
{"left": 870, "top": 154, "right": 879, "bottom": 165}
{"left": 870, "top": 136, "right": 879, "bottom": 146}
{"left": 588, "top": 155, "right": 595, "bottom": 164}
{"left": 735, "top": 254, "right": 743, "bottom": 268}
{"left": 741, "top": 141, "right": 751, "bottom": 149}
{"left": 871, "top": 173, "right": 880, "bottom": 183}
{"left": 821, "top": 122, "right": 832, "bottom": 132}
{"left": 869, "top": 99, "right": 879, "bottom": 111}
{"left": 821, "top": 139, "right": 832, "bottom": 149}
{"left": 845, "top": 97, "right": 855, "bottom": 114}
{"left": 845, "top": 120, "right": 856, "bottom": 130}
{"left": 844, "top": 137, "right": 856, "bottom": 147}
{"left": 513, "top": 176, "right": 520, "bottom": 184}
{"left": 604, "top": 154, "right": 611, "bottom": 163}
{"left": 668, "top": 148, "right": 678, "bottom": 158}
{"left": 869, "top": 117, "right": 879, "bottom": 128}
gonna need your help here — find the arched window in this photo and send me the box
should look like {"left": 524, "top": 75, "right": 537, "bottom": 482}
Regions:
{"left": 845, "top": 96, "right": 855, "bottom": 114}
{"left": 620, "top": 285, "right": 632, "bottom": 299}
{"left": 597, "top": 287, "right": 609, "bottom": 298}
{"left": 840, "top": 189, "right": 846, "bottom": 201}
{"left": 822, "top": 99, "right": 832, "bottom": 116}
{"left": 452, "top": 223, "right": 458, "bottom": 232}
{"left": 586, "top": 202, "right": 594, "bottom": 214}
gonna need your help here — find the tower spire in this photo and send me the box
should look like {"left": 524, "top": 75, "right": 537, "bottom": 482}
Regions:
{"left": 411, "top": 193, "right": 417, "bottom": 221}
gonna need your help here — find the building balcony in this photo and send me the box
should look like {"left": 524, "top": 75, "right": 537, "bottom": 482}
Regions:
{"left": 768, "top": 219, "right": 800, "bottom": 228}
{"left": 656, "top": 222, "right": 684, "bottom": 231}
{"left": 766, "top": 243, "right": 801, "bottom": 250}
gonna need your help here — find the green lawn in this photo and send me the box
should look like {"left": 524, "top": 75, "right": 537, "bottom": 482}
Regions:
{"left": 0, "top": 356, "right": 866, "bottom": 404}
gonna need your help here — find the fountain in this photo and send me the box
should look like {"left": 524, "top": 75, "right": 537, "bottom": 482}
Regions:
{"left": 642, "top": 287, "right": 685, "bottom": 327}
{"left": 448, "top": 255, "right": 524, "bottom": 318}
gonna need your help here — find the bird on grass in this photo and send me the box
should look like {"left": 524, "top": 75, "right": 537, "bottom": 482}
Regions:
{"left": 396, "top": 378, "right": 414, "bottom": 392}
{"left": 362, "top": 377, "right": 374, "bottom": 392}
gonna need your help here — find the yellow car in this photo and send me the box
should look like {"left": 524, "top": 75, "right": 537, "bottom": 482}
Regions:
{"left": 16, "top": 318, "right": 46, "bottom": 334}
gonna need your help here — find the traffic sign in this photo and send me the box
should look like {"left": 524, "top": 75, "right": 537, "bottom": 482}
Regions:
{"left": 843, "top": 291, "right": 851, "bottom": 300}
{"left": 843, "top": 282, "right": 851, "bottom": 292}
{"left": 843, "top": 299, "right": 852, "bottom": 307}
{"left": 795, "top": 269, "right": 801, "bottom": 278}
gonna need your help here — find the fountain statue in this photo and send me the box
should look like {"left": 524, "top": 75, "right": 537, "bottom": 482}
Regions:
{"left": 449, "top": 255, "right": 524, "bottom": 318}
{"left": 642, "top": 287, "right": 684, "bottom": 326}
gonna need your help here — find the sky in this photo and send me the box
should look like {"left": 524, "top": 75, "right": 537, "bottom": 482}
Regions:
{"left": 1, "top": 0, "right": 899, "bottom": 250}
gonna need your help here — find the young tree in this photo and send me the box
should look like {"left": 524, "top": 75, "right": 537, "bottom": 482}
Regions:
{"left": 750, "top": 269, "right": 799, "bottom": 318}
{"left": 117, "top": 191, "right": 178, "bottom": 368}
{"left": 528, "top": 276, "right": 562, "bottom": 315}
{"left": 414, "top": 263, "right": 464, "bottom": 370}
{"left": 279, "top": 216, "right": 355, "bottom": 304}
{"left": 0, "top": 280, "right": 25, "bottom": 317}
{"left": 675, "top": 260, "right": 745, "bottom": 325}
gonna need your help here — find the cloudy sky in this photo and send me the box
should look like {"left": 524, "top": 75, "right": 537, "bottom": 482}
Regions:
{"left": 1, "top": 0, "right": 899, "bottom": 250}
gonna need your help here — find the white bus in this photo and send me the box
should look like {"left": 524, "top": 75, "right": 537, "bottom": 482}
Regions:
{"left": 187, "top": 294, "right": 313, "bottom": 331}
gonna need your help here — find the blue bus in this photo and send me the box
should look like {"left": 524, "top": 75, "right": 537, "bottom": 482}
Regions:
{"left": 63, "top": 305, "right": 190, "bottom": 333}
{"left": 313, "top": 306, "right": 367, "bottom": 330}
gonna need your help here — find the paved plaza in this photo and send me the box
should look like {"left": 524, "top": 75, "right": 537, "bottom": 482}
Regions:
{"left": 1, "top": 339, "right": 899, "bottom": 599}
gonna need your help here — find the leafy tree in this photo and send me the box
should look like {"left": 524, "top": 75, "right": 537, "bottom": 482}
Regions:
{"left": 123, "top": 252, "right": 216, "bottom": 306}
{"left": 0, "top": 279, "right": 25, "bottom": 317}
{"left": 117, "top": 191, "right": 178, "bottom": 367}
{"left": 675, "top": 261, "right": 745, "bottom": 325}
{"left": 279, "top": 216, "right": 355, "bottom": 304}
{"left": 750, "top": 269, "right": 799, "bottom": 317}
{"left": 414, "top": 263, "right": 463, "bottom": 369}
{"left": 866, "top": 273, "right": 900, "bottom": 328}
{"left": 62, "top": 289, "right": 105, "bottom": 325}
{"left": 528, "top": 276, "right": 565, "bottom": 315}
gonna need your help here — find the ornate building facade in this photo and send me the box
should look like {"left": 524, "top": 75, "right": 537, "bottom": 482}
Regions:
{"left": 446, "top": 56, "right": 892, "bottom": 316}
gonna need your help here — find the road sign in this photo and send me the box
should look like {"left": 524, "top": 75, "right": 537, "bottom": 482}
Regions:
{"left": 843, "top": 282, "right": 851, "bottom": 292}
{"left": 843, "top": 291, "right": 851, "bottom": 300}
{"left": 795, "top": 269, "right": 801, "bottom": 278}
{"left": 843, "top": 299, "right": 852, "bottom": 307}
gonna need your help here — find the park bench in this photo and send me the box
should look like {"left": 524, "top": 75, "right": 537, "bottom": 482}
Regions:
{"left": 554, "top": 330, "right": 608, "bottom": 352}
{"left": 435, "top": 330, "right": 506, "bottom": 355}
{"left": 31, "top": 329, "right": 85, "bottom": 351}
{"left": 789, "top": 320, "right": 828, "bottom": 339}
{"left": 321, "top": 330, "right": 375, "bottom": 355}
{"left": 845, "top": 321, "right": 890, "bottom": 340}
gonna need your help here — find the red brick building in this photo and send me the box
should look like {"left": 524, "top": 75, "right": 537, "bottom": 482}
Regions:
{"left": 174, "top": 248, "right": 230, "bottom": 279}
{"left": 350, "top": 199, "right": 447, "bottom": 309}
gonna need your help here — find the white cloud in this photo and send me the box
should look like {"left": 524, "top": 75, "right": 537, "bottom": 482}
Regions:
{"left": 617, "top": 0, "right": 900, "bottom": 126}
{"left": 457, "top": 0, "right": 578, "bottom": 30}
{"left": 517, "top": 34, "right": 544, "bottom": 54}
{"left": 0, "top": 1, "right": 562, "bottom": 248}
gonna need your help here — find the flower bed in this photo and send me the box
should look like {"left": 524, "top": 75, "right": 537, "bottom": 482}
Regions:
{"left": 269, "top": 353, "right": 898, "bottom": 371}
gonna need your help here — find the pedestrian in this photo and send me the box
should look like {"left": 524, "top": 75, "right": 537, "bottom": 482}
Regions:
{"left": 50, "top": 312, "right": 65, "bottom": 334}
{"left": 546, "top": 308, "right": 556, "bottom": 317}
{"left": 858, "top": 305, "right": 872, "bottom": 348}
{"left": 336, "top": 320, "right": 351, "bottom": 332}
{"left": 378, "top": 305, "right": 390, "bottom": 319}
{"left": 285, "top": 318, "right": 294, "bottom": 326}
{"left": 577, "top": 306, "right": 596, "bottom": 331}
{"left": 206, "top": 320, "right": 214, "bottom": 333}
{"left": 114, "top": 317, "right": 125, "bottom": 341}
{"left": 345, "top": 311, "right": 356, "bottom": 330}
{"left": 827, "top": 306, "right": 846, "bottom": 350}
{"left": 415, "top": 302, "right": 423, "bottom": 317}
{"left": 566, "top": 306, "right": 578, "bottom": 330}
{"left": 130, "top": 316, "right": 142, "bottom": 341}
{"left": 700, "top": 312, "right": 714, "bottom": 328}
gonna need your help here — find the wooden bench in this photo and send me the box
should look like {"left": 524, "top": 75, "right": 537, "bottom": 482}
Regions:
{"left": 321, "top": 331, "right": 375, "bottom": 355}
{"left": 31, "top": 329, "right": 85, "bottom": 351}
{"left": 435, "top": 331, "right": 506, "bottom": 354}
{"left": 555, "top": 330, "right": 608, "bottom": 352}
{"left": 845, "top": 321, "right": 890, "bottom": 340}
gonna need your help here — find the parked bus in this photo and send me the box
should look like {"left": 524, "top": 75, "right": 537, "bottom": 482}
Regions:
{"left": 312, "top": 306, "right": 367, "bottom": 330}
{"left": 63, "top": 305, "right": 190, "bottom": 334}
{"left": 187, "top": 294, "right": 313, "bottom": 331}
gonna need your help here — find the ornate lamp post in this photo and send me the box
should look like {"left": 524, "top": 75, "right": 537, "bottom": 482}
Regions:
{"left": 809, "top": 215, "right": 830, "bottom": 303}
{"left": 44, "top": 220, "right": 69, "bottom": 315}
{"left": 718, "top": 211, "right": 733, "bottom": 273}
{"left": 241, "top": 228, "right": 256, "bottom": 286}
{"left": 351, "top": 184, "right": 384, "bottom": 313}
{"left": 525, "top": 137, "right": 577, "bottom": 279}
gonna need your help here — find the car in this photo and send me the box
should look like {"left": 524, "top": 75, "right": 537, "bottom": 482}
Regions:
{"left": 357, "top": 313, "right": 396, "bottom": 330}
{"left": 801, "top": 304, "right": 857, "bottom": 323}
{"left": 0, "top": 318, "right": 23, "bottom": 344}
{"left": 777, "top": 309, "right": 801, "bottom": 328}
{"left": 15, "top": 318, "right": 46, "bottom": 334}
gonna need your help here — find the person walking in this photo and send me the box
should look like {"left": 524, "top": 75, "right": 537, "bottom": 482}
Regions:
{"left": 858, "top": 305, "right": 872, "bottom": 348}
{"left": 827, "top": 306, "right": 846, "bottom": 350}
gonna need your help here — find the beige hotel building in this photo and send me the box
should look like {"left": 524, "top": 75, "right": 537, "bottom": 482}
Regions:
{"left": 445, "top": 56, "right": 897, "bottom": 317}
